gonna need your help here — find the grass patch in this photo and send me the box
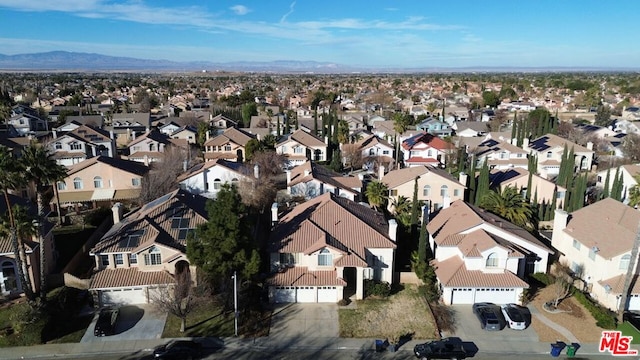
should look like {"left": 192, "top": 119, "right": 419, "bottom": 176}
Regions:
{"left": 162, "top": 300, "right": 234, "bottom": 338}
{"left": 618, "top": 322, "right": 640, "bottom": 345}
{"left": 339, "top": 285, "right": 438, "bottom": 341}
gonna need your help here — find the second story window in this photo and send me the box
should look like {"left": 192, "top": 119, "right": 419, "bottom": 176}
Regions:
{"left": 57, "top": 181, "right": 66, "bottom": 191}
{"left": 100, "top": 254, "right": 109, "bottom": 267}
{"left": 486, "top": 253, "right": 498, "bottom": 267}
{"left": 620, "top": 254, "right": 631, "bottom": 270}
{"left": 114, "top": 254, "right": 124, "bottom": 266}
{"left": 423, "top": 185, "right": 431, "bottom": 197}
{"left": 224, "top": 144, "right": 232, "bottom": 151}
{"left": 546, "top": 151, "right": 553, "bottom": 158}
{"left": 73, "top": 177, "right": 83, "bottom": 190}
{"left": 54, "top": 142, "right": 62, "bottom": 150}
{"left": 129, "top": 253, "right": 138, "bottom": 265}
{"left": 93, "top": 176, "right": 103, "bottom": 189}
{"left": 440, "top": 185, "right": 448, "bottom": 197}
{"left": 213, "top": 179, "right": 221, "bottom": 190}
{"left": 132, "top": 178, "right": 141, "bottom": 187}
{"left": 294, "top": 146, "right": 303, "bottom": 154}
{"left": 318, "top": 248, "right": 332, "bottom": 266}
{"left": 70, "top": 142, "right": 82, "bottom": 151}
{"left": 144, "top": 246, "right": 162, "bottom": 266}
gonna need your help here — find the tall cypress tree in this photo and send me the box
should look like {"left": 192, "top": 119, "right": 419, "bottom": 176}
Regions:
{"left": 418, "top": 206, "right": 428, "bottom": 262}
{"left": 557, "top": 144, "right": 570, "bottom": 188}
{"left": 525, "top": 170, "right": 533, "bottom": 201}
{"left": 511, "top": 112, "right": 517, "bottom": 141}
{"left": 602, "top": 168, "right": 611, "bottom": 199}
{"left": 612, "top": 168, "right": 623, "bottom": 201}
{"left": 410, "top": 177, "right": 420, "bottom": 230}
{"left": 313, "top": 109, "right": 318, "bottom": 136}
{"left": 551, "top": 186, "right": 558, "bottom": 213}
{"left": 475, "top": 159, "right": 490, "bottom": 205}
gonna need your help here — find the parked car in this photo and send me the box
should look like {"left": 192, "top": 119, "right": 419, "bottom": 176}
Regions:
{"left": 414, "top": 337, "right": 467, "bottom": 359}
{"left": 472, "top": 302, "right": 505, "bottom": 331}
{"left": 94, "top": 306, "right": 120, "bottom": 336}
{"left": 501, "top": 303, "right": 527, "bottom": 330}
{"left": 624, "top": 311, "right": 640, "bottom": 330}
{"left": 153, "top": 340, "right": 203, "bottom": 360}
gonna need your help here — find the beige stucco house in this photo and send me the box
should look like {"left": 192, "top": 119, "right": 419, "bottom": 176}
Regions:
{"left": 489, "top": 168, "right": 567, "bottom": 207}
{"left": 277, "top": 130, "right": 327, "bottom": 167}
{"left": 203, "top": 127, "right": 256, "bottom": 162}
{"left": 525, "top": 134, "right": 594, "bottom": 179}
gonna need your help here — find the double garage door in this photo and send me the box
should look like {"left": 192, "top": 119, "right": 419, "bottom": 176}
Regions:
{"left": 451, "top": 288, "right": 518, "bottom": 305}
{"left": 100, "top": 287, "right": 147, "bottom": 305}
{"left": 273, "top": 286, "right": 339, "bottom": 303}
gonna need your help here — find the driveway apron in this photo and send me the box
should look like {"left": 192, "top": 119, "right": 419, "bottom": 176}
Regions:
{"left": 81, "top": 304, "right": 167, "bottom": 343}
{"left": 269, "top": 303, "right": 338, "bottom": 340}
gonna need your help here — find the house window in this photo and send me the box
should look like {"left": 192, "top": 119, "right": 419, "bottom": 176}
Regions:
{"left": 54, "top": 142, "right": 62, "bottom": 150}
{"left": 572, "top": 239, "right": 581, "bottom": 250}
{"left": 281, "top": 146, "right": 287, "bottom": 153}
{"left": 149, "top": 143, "right": 156, "bottom": 152}
{"left": 114, "top": 254, "right": 124, "bottom": 266}
{"left": 294, "top": 146, "right": 303, "bottom": 154}
{"left": 440, "top": 185, "right": 448, "bottom": 197}
{"left": 231, "top": 178, "right": 239, "bottom": 187}
{"left": 500, "top": 151, "right": 507, "bottom": 159}
{"left": 382, "top": 150, "right": 390, "bottom": 155}
{"left": 389, "top": 189, "right": 398, "bottom": 196}
{"left": 279, "top": 253, "right": 298, "bottom": 265}
{"left": 369, "top": 148, "right": 375, "bottom": 156}
{"left": 129, "top": 254, "right": 138, "bottom": 265}
{"left": 224, "top": 144, "right": 232, "bottom": 152}
{"left": 620, "top": 254, "right": 631, "bottom": 270}
{"left": 132, "top": 178, "right": 141, "bottom": 186}
{"left": 546, "top": 151, "right": 553, "bottom": 158}
{"left": 517, "top": 153, "right": 523, "bottom": 158}
{"left": 57, "top": 181, "right": 66, "bottom": 191}
{"left": 70, "top": 142, "right": 82, "bottom": 150}
{"left": 557, "top": 191, "right": 565, "bottom": 199}
{"left": 73, "top": 177, "right": 83, "bottom": 190}
{"left": 93, "top": 176, "right": 103, "bottom": 188}
{"left": 318, "top": 248, "right": 332, "bottom": 266}
{"left": 427, "top": 150, "right": 433, "bottom": 157}
{"left": 588, "top": 247, "right": 597, "bottom": 261}
{"left": 454, "top": 189, "right": 460, "bottom": 197}
{"left": 100, "top": 255, "right": 109, "bottom": 267}
{"left": 144, "top": 246, "right": 162, "bottom": 265}
{"left": 213, "top": 179, "right": 221, "bottom": 190}
{"left": 486, "top": 253, "right": 498, "bottom": 267}
{"left": 423, "top": 185, "right": 431, "bottom": 197}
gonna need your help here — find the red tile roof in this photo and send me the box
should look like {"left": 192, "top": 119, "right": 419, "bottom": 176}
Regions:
{"left": 266, "top": 267, "right": 347, "bottom": 287}
{"left": 90, "top": 268, "right": 175, "bottom": 289}
{"left": 433, "top": 257, "right": 529, "bottom": 288}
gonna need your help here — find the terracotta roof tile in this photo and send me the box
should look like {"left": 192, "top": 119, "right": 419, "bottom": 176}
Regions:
{"left": 266, "top": 267, "right": 346, "bottom": 286}
{"left": 90, "top": 268, "right": 175, "bottom": 289}
{"left": 433, "top": 257, "right": 529, "bottom": 288}
{"left": 203, "top": 127, "right": 255, "bottom": 147}
{"left": 598, "top": 274, "right": 640, "bottom": 295}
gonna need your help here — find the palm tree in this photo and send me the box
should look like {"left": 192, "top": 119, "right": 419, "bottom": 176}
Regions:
{"left": 0, "top": 205, "right": 36, "bottom": 294}
{"left": 365, "top": 181, "right": 389, "bottom": 211}
{"left": 22, "top": 144, "right": 67, "bottom": 301}
{"left": 390, "top": 196, "right": 412, "bottom": 226}
{"left": 392, "top": 113, "right": 410, "bottom": 168}
{"left": 480, "top": 186, "right": 535, "bottom": 230}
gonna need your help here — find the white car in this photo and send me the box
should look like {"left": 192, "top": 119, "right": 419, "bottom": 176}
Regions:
{"left": 501, "top": 303, "right": 527, "bottom": 330}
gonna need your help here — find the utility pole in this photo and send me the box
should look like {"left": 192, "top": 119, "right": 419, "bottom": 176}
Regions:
{"left": 233, "top": 271, "right": 238, "bottom": 337}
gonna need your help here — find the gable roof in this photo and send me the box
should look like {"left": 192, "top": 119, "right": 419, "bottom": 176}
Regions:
{"left": 65, "top": 156, "right": 149, "bottom": 177}
{"left": 401, "top": 132, "right": 454, "bottom": 151}
{"left": 288, "top": 161, "right": 362, "bottom": 192}
{"left": 176, "top": 159, "right": 246, "bottom": 182}
{"left": 433, "top": 256, "right": 529, "bottom": 288}
{"left": 112, "top": 113, "right": 151, "bottom": 128}
{"left": 67, "top": 124, "right": 111, "bottom": 143}
{"left": 277, "top": 129, "right": 326, "bottom": 148}
{"left": 203, "top": 127, "right": 255, "bottom": 147}
{"left": 529, "top": 133, "right": 592, "bottom": 153}
{"left": 127, "top": 129, "right": 173, "bottom": 147}
{"left": 475, "top": 138, "right": 528, "bottom": 157}
{"left": 381, "top": 165, "right": 461, "bottom": 189}
{"left": 356, "top": 134, "right": 393, "bottom": 150}
{"left": 564, "top": 198, "right": 640, "bottom": 259}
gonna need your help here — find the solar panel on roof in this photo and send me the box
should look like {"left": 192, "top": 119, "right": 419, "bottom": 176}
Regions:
{"left": 141, "top": 193, "right": 173, "bottom": 212}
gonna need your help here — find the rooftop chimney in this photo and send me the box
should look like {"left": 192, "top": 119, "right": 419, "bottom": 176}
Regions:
{"left": 52, "top": 130, "right": 57, "bottom": 139}
{"left": 388, "top": 219, "right": 398, "bottom": 242}
{"left": 586, "top": 141, "right": 594, "bottom": 151}
{"left": 271, "top": 202, "right": 279, "bottom": 224}
{"left": 378, "top": 165, "right": 385, "bottom": 181}
{"left": 254, "top": 164, "right": 260, "bottom": 179}
{"left": 442, "top": 195, "right": 451, "bottom": 209}
{"left": 458, "top": 172, "right": 468, "bottom": 187}
{"left": 522, "top": 138, "right": 530, "bottom": 150}
{"left": 109, "top": 130, "right": 114, "bottom": 140}
{"left": 553, "top": 209, "right": 569, "bottom": 232}
{"left": 205, "top": 130, "right": 210, "bottom": 141}
{"left": 183, "top": 160, "right": 188, "bottom": 172}
{"left": 112, "top": 202, "right": 123, "bottom": 224}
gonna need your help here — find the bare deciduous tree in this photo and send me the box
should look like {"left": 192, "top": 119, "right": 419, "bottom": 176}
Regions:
{"left": 550, "top": 262, "right": 574, "bottom": 308}
{"left": 237, "top": 151, "right": 286, "bottom": 212}
{"left": 138, "top": 145, "right": 195, "bottom": 205}
{"left": 341, "top": 144, "right": 363, "bottom": 171}
{"left": 149, "top": 268, "right": 205, "bottom": 333}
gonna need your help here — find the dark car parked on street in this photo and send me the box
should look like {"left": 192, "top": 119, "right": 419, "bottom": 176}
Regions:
{"left": 472, "top": 302, "right": 505, "bottom": 331}
{"left": 153, "top": 340, "right": 203, "bottom": 360}
{"left": 94, "top": 306, "right": 120, "bottom": 337}
{"left": 624, "top": 311, "right": 640, "bottom": 330}
{"left": 414, "top": 337, "right": 467, "bottom": 359}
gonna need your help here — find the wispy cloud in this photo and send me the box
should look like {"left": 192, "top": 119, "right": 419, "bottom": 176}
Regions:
{"left": 230, "top": 5, "right": 250, "bottom": 16}
{"left": 280, "top": 1, "right": 296, "bottom": 23}
{"left": 384, "top": 7, "right": 398, "bottom": 11}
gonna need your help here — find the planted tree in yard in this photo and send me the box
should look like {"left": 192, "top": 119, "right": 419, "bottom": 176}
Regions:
{"left": 601, "top": 169, "right": 611, "bottom": 199}
{"left": 474, "top": 159, "right": 490, "bottom": 205}
{"left": 627, "top": 175, "right": 640, "bottom": 207}
{"left": 549, "top": 263, "right": 573, "bottom": 309}
{"left": 365, "top": 181, "right": 389, "bottom": 211}
{"left": 480, "top": 186, "right": 535, "bottom": 230}
{"left": 410, "top": 177, "right": 420, "bottom": 232}
{"left": 150, "top": 265, "right": 204, "bottom": 333}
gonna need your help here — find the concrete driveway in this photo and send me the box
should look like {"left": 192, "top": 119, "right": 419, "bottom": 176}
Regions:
{"left": 269, "top": 303, "right": 338, "bottom": 341}
{"left": 446, "top": 305, "right": 539, "bottom": 342}
{"left": 80, "top": 304, "right": 167, "bottom": 343}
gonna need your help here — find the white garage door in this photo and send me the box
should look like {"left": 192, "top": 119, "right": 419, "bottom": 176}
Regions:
{"left": 474, "top": 288, "right": 517, "bottom": 304}
{"left": 296, "top": 286, "right": 316, "bottom": 302}
{"left": 273, "top": 286, "right": 296, "bottom": 303}
{"left": 317, "top": 286, "right": 338, "bottom": 302}
{"left": 101, "top": 287, "right": 146, "bottom": 305}
{"left": 451, "top": 288, "right": 474, "bottom": 304}
{"left": 629, "top": 295, "right": 640, "bottom": 311}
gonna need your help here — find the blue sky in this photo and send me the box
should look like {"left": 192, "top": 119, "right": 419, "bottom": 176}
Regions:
{"left": 0, "top": 0, "right": 637, "bottom": 69}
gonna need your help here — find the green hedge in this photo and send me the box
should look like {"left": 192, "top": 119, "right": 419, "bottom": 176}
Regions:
{"left": 572, "top": 289, "right": 617, "bottom": 329}
{"left": 364, "top": 280, "right": 391, "bottom": 298}
{"left": 530, "top": 272, "right": 554, "bottom": 286}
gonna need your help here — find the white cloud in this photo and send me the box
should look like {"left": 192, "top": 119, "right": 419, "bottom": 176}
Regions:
{"left": 280, "top": 1, "right": 296, "bottom": 23}
{"left": 230, "top": 5, "right": 250, "bottom": 15}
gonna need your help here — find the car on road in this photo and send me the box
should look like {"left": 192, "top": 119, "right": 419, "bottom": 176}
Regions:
{"left": 501, "top": 303, "right": 527, "bottom": 330}
{"left": 624, "top": 311, "right": 640, "bottom": 330}
{"left": 472, "top": 302, "right": 505, "bottom": 331}
{"left": 153, "top": 340, "right": 203, "bottom": 360}
{"left": 94, "top": 306, "right": 120, "bottom": 336}
{"left": 414, "top": 337, "right": 467, "bottom": 359}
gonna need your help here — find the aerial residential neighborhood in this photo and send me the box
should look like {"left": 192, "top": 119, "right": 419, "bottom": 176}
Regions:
{"left": 0, "top": 69, "right": 640, "bottom": 359}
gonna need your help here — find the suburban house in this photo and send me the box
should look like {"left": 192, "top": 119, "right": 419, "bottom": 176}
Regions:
{"left": 177, "top": 159, "right": 249, "bottom": 199}
{"left": 167, "top": 125, "right": 198, "bottom": 145}
{"left": 489, "top": 168, "right": 566, "bottom": 207}
{"left": 108, "top": 112, "right": 151, "bottom": 145}
{"left": 428, "top": 200, "right": 553, "bottom": 305}
{"left": 277, "top": 130, "right": 327, "bottom": 167}
{"left": 525, "top": 134, "right": 595, "bottom": 178}
{"left": 342, "top": 115, "right": 368, "bottom": 134}
{"left": 202, "top": 127, "right": 256, "bottom": 162}
{"left": 381, "top": 165, "right": 466, "bottom": 212}
{"left": 89, "top": 189, "right": 208, "bottom": 306}
{"left": 48, "top": 124, "right": 117, "bottom": 167}
{"left": 454, "top": 121, "right": 489, "bottom": 138}
{"left": 346, "top": 134, "right": 394, "bottom": 172}
{"left": 8, "top": 106, "right": 48, "bottom": 135}
{"left": 267, "top": 192, "right": 397, "bottom": 303}
{"left": 209, "top": 114, "right": 238, "bottom": 130}
{"left": 551, "top": 198, "right": 640, "bottom": 311}
{"left": 286, "top": 161, "right": 362, "bottom": 201}
{"left": 596, "top": 164, "right": 640, "bottom": 204}
{"left": 401, "top": 132, "right": 455, "bottom": 167}
{"left": 54, "top": 156, "right": 149, "bottom": 213}
{"left": 472, "top": 138, "right": 529, "bottom": 170}
{"left": 416, "top": 117, "right": 453, "bottom": 138}
{"left": 0, "top": 193, "right": 55, "bottom": 296}
{"left": 126, "top": 129, "right": 187, "bottom": 164}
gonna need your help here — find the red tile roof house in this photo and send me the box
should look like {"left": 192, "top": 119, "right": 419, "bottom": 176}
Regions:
{"left": 401, "top": 132, "right": 455, "bottom": 168}
{"left": 276, "top": 130, "right": 328, "bottom": 167}
{"left": 285, "top": 160, "right": 362, "bottom": 202}
{"left": 88, "top": 189, "right": 207, "bottom": 306}
{"left": 427, "top": 200, "right": 553, "bottom": 305}
{"left": 267, "top": 193, "right": 397, "bottom": 303}
{"left": 48, "top": 124, "right": 117, "bottom": 167}
{"left": 551, "top": 198, "right": 640, "bottom": 312}
{"left": 126, "top": 129, "right": 187, "bottom": 165}
{"left": 202, "top": 127, "right": 256, "bottom": 162}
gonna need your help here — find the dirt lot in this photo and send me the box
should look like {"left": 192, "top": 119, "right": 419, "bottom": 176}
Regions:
{"left": 529, "top": 286, "right": 604, "bottom": 343}
{"left": 339, "top": 285, "right": 438, "bottom": 341}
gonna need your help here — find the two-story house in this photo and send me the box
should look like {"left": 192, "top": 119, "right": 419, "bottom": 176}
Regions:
{"left": 416, "top": 117, "right": 453, "bottom": 138}
{"left": 596, "top": 164, "right": 640, "bottom": 204}
{"left": 489, "top": 168, "right": 566, "bottom": 207}
{"left": 526, "top": 134, "right": 595, "bottom": 178}
{"left": 348, "top": 134, "right": 394, "bottom": 172}
{"left": 552, "top": 199, "right": 640, "bottom": 311}
{"left": 382, "top": 165, "right": 466, "bottom": 212}
{"left": 177, "top": 159, "right": 249, "bottom": 199}
{"left": 277, "top": 130, "right": 327, "bottom": 167}
{"left": 401, "top": 132, "right": 455, "bottom": 167}
{"left": 126, "top": 129, "right": 187, "bottom": 164}
{"left": 49, "top": 124, "right": 117, "bottom": 166}
{"left": 8, "top": 105, "right": 48, "bottom": 135}
{"left": 428, "top": 200, "right": 553, "bottom": 305}
{"left": 89, "top": 189, "right": 208, "bottom": 306}
{"left": 286, "top": 161, "right": 362, "bottom": 201}
{"left": 203, "top": 127, "right": 256, "bottom": 162}
{"left": 267, "top": 193, "right": 397, "bottom": 303}
{"left": 473, "top": 138, "right": 529, "bottom": 170}
{"left": 209, "top": 114, "right": 238, "bottom": 131}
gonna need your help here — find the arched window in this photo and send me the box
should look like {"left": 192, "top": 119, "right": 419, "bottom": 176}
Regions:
{"left": 423, "top": 185, "right": 431, "bottom": 197}
{"left": 57, "top": 181, "right": 66, "bottom": 191}
{"left": 54, "top": 142, "right": 62, "bottom": 150}
{"left": 620, "top": 254, "right": 631, "bottom": 270}
{"left": 144, "top": 246, "right": 162, "bottom": 265}
{"left": 231, "top": 178, "right": 239, "bottom": 187}
{"left": 73, "top": 177, "right": 83, "bottom": 190}
{"left": 440, "top": 185, "right": 448, "bottom": 197}
{"left": 213, "top": 179, "right": 221, "bottom": 190}
{"left": 486, "top": 252, "right": 498, "bottom": 267}
{"left": 318, "top": 248, "right": 332, "bottom": 266}
{"left": 93, "top": 176, "right": 103, "bottom": 188}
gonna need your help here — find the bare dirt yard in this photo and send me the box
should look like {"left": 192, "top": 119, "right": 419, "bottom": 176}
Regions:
{"left": 529, "top": 285, "right": 604, "bottom": 343}
{"left": 339, "top": 285, "right": 438, "bottom": 341}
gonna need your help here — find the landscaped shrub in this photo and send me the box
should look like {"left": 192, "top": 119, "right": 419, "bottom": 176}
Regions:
{"left": 530, "top": 272, "right": 554, "bottom": 286}
{"left": 572, "top": 289, "right": 617, "bottom": 329}
{"left": 83, "top": 207, "right": 112, "bottom": 226}
{"left": 364, "top": 279, "right": 391, "bottom": 298}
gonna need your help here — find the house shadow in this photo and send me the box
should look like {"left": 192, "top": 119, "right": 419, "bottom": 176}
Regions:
{"left": 114, "top": 305, "right": 145, "bottom": 334}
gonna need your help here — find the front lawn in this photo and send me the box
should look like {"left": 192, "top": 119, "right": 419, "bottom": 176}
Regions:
{"left": 618, "top": 321, "right": 640, "bottom": 344}
{"left": 339, "top": 285, "right": 438, "bottom": 341}
{"left": 162, "top": 300, "right": 235, "bottom": 338}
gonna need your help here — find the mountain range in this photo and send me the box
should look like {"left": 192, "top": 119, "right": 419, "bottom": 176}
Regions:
{"left": 0, "top": 51, "right": 635, "bottom": 73}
